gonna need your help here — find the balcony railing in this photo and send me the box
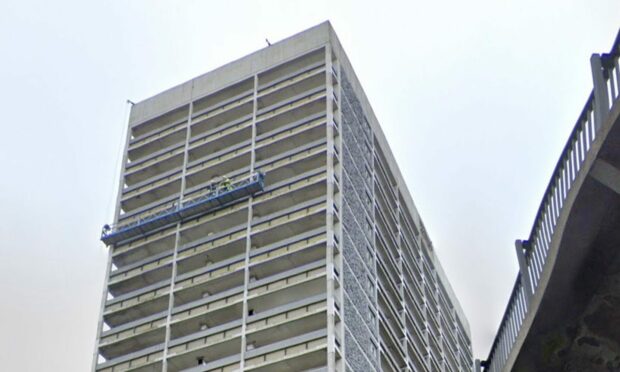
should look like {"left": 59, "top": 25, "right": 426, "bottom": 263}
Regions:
{"left": 481, "top": 31, "right": 620, "bottom": 372}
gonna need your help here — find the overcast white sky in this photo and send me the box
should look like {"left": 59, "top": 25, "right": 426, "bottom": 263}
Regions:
{"left": 0, "top": 1, "right": 618, "bottom": 370}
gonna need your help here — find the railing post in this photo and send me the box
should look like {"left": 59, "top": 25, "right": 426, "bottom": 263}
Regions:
{"left": 590, "top": 54, "right": 609, "bottom": 131}
{"left": 515, "top": 240, "right": 533, "bottom": 306}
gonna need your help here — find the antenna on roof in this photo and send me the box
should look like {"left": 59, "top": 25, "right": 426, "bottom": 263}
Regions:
{"left": 126, "top": 99, "right": 135, "bottom": 105}
{"left": 265, "top": 38, "right": 271, "bottom": 46}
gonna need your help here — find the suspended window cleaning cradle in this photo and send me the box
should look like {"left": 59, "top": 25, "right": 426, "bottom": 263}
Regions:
{"left": 101, "top": 172, "right": 265, "bottom": 245}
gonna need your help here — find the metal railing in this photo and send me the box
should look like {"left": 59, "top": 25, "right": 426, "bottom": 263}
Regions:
{"left": 101, "top": 172, "right": 264, "bottom": 245}
{"left": 481, "top": 30, "right": 620, "bottom": 372}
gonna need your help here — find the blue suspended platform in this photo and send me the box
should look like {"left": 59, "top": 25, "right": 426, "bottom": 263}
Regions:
{"left": 101, "top": 172, "right": 264, "bottom": 245}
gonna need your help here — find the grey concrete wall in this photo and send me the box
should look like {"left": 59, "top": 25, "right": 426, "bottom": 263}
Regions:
{"left": 329, "top": 26, "right": 471, "bottom": 339}
{"left": 109, "top": 20, "right": 473, "bottom": 370}
{"left": 128, "top": 23, "right": 332, "bottom": 126}
{"left": 341, "top": 71, "right": 379, "bottom": 371}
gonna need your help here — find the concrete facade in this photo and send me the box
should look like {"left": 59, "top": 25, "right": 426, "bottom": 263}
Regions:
{"left": 93, "top": 21, "right": 473, "bottom": 372}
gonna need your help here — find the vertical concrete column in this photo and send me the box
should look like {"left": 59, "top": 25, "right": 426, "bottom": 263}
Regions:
{"left": 332, "top": 51, "right": 347, "bottom": 370}
{"left": 325, "top": 44, "right": 344, "bottom": 372}
{"left": 368, "top": 133, "right": 380, "bottom": 368}
{"left": 515, "top": 240, "right": 533, "bottom": 306}
{"left": 162, "top": 225, "right": 182, "bottom": 371}
{"left": 162, "top": 101, "right": 193, "bottom": 371}
{"left": 178, "top": 102, "right": 194, "bottom": 201}
{"left": 394, "top": 186, "right": 407, "bottom": 356}
{"left": 591, "top": 54, "right": 610, "bottom": 131}
{"left": 419, "top": 230, "right": 432, "bottom": 370}
{"left": 239, "top": 74, "right": 258, "bottom": 370}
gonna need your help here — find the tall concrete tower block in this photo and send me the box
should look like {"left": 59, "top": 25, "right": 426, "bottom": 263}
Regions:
{"left": 93, "top": 22, "right": 473, "bottom": 372}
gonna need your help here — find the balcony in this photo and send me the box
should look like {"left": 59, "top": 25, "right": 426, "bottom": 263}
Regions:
{"left": 170, "top": 287, "right": 245, "bottom": 341}
{"left": 257, "top": 47, "right": 325, "bottom": 89}
{"left": 112, "top": 227, "right": 176, "bottom": 268}
{"left": 250, "top": 197, "right": 326, "bottom": 249}
{"left": 406, "top": 338, "right": 429, "bottom": 372}
{"left": 103, "top": 280, "right": 170, "bottom": 327}
{"left": 188, "top": 115, "right": 252, "bottom": 164}
{"left": 96, "top": 344, "right": 164, "bottom": 372}
{"left": 246, "top": 261, "right": 326, "bottom": 316}
{"left": 378, "top": 290, "right": 404, "bottom": 337}
{"left": 173, "top": 258, "right": 246, "bottom": 307}
{"left": 190, "top": 89, "right": 254, "bottom": 138}
{"left": 121, "top": 172, "right": 181, "bottom": 214}
{"left": 251, "top": 168, "right": 327, "bottom": 219}
{"left": 98, "top": 312, "right": 167, "bottom": 360}
{"left": 255, "top": 116, "right": 326, "bottom": 164}
{"left": 124, "top": 143, "right": 185, "bottom": 186}
{"left": 245, "top": 295, "right": 327, "bottom": 353}
{"left": 377, "top": 261, "right": 402, "bottom": 312}
{"left": 257, "top": 140, "right": 327, "bottom": 188}
{"left": 373, "top": 155, "right": 397, "bottom": 205}
{"left": 131, "top": 105, "right": 189, "bottom": 139}
{"left": 128, "top": 120, "right": 187, "bottom": 163}
{"left": 177, "top": 201, "right": 249, "bottom": 246}
{"left": 379, "top": 340, "right": 401, "bottom": 372}
{"left": 256, "top": 89, "right": 326, "bottom": 136}
{"left": 403, "top": 282, "right": 426, "bottom": 332}
{"left": 249, "top": 229, "right": 327, "bottom": 283}
{"left": 185, "top": 143, "right": 252, "bottom": 188}
{"left": 244, "top": 329, "right": 328, "bottom": 372}
{"left": 404, "top": 314, "right": 429, "bottom": 365}
{"left": 443, "top": 338, "right": 460, "bottom": 372}
{"left": 176, "top": 226, "right": 247, "bottom": 276}
{"left": 107, "top": 252, "right": 173, "bottom": 296}
{"left": 166, "top": 325, "right": 242, "bottom": 371}
{"left": 116, "top": 196, "right": 178, "bottom": 237}
{"left": 259, "top": 60, "right": 324, "bottom": 103}
{"left": 191, "top": 77, "right": 254, "bottom": 121}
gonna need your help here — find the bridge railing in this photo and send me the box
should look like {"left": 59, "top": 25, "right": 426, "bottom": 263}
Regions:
{"left": 482, "top": 30, "right": 620, "bottom": 372}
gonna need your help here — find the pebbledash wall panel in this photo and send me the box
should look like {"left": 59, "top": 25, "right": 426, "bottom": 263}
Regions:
{"left": 93, "top": 21, "right": 473, "bottom": 372}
